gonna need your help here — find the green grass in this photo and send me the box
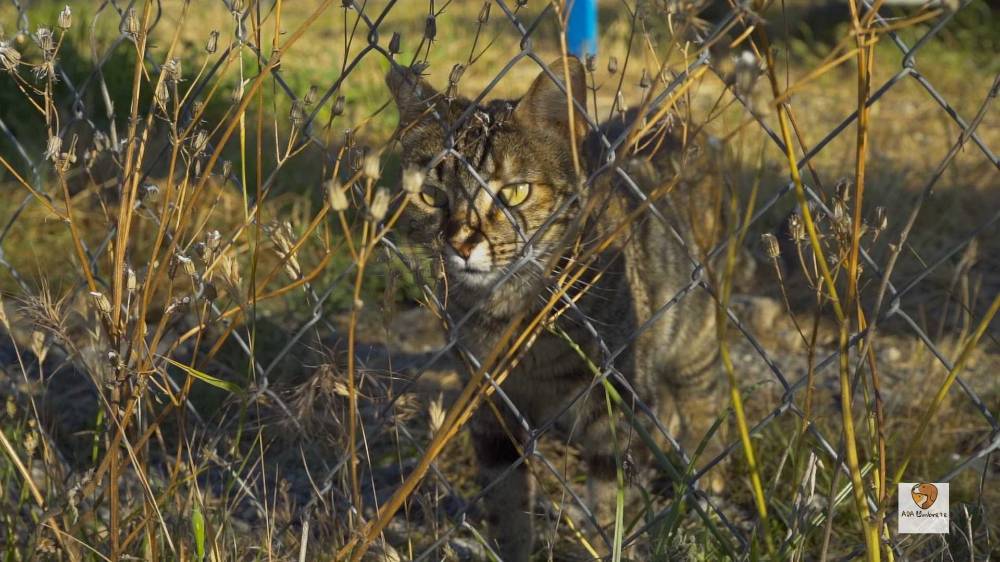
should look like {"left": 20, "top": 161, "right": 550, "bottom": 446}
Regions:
{"left": 0, "top": 1, "right": 998, "bottom": 560}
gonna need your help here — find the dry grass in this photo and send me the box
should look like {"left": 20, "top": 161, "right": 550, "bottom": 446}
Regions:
{"left": 0, "top": 0, "right": 998, "bottom": 560}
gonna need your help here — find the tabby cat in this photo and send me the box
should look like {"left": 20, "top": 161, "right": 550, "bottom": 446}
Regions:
{"left": 387, "top": 57, "right": 723, "bottom": 561}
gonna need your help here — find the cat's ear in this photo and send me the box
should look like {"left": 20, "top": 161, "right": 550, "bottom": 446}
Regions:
{"left": 386, "top": 64, "right": 441, "bottom": 125}
{"left": 514, "top": 56, "right": 588, "bottom": 139}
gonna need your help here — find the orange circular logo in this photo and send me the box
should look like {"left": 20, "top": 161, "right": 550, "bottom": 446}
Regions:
{"left": 910, "top": 483, "right": 938, "bottom": 510}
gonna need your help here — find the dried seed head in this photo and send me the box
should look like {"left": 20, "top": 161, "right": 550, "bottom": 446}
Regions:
{"left": 35, "top": 539, "right": 56, "bottom": 555}
{"left": 444, "top": 66, "right": 464, "bottom": 100}
{"left": 0, "top": 41, "right": 21, "bottom": 72}
{"left": 138, "top": 182, "right": 159, "bottom": 203}
{"left": 231, "top": 80, "right": 245, "bottom": 104}
{"left": 36, "top": 27, "right": 54, "bottom": 55}
{"left": 428, "top": 394, "right": 445, "bottom": 435}
{"left": 57, "top": 6, "right": 72, "bottom": 30}
{"left": 193, "top": 242, "right": 209, "bottom": 263}
{"left": 344, "top": 128, "right": 355, "bottom": 148}
{"left": 176, "top": 253, "right": 196, "bottom": 277}
{"left": 206, "top": 230, "right": 222, "bottom": 250}
{"left": 163, "top": 58, "right": 182, "bottom": 82}
{"left": 222, "top": 160, "right": 233, "bottom": 179}
{"left": 424, "top": 15, "right": 437, "bottom": 40}
{"left": 304, "top": 85, "right": 318, "bottom": 106}
{"left": 369, "top": 187, "right": 390, "bottom": 222}
{"left": 388, "top": 32, "right": 401, "bottom": 55}
{"left": 835, "top": 213, "right": 852, "bottom": 238}
{"left": 788, "top": 213, "right": 805, "bottom": 241}
{"left": 448, "top": 63, "right": 465, "bottom": 86}
{"left": 332, "top": 95, "right": 345, "bottom": 117}
{"left": 874, "top": 206, "right": 887, "bottom": 232}
{"left": 616, "top": 91, "right": 627, "bottom": 113}
{"left": 585, "top": 53, "right": 597, "bottom": 73}
{"left": 231, "top": 0, "right": 246, "bottom": 13}
{"left": 392, "top": 393, "right": 420, "bottom": 422}
{"left": 44, "top": 135, "right": 62, "bottom": 161}
{"left": 289, "top": 99, "right": 306, "bottom": 129}
{"left": 607, "top": 56, "right": 618, "bottom": 74}
{"left": 30, "top": 331, "right": 48, "bottom": 364}
{"left": 23, "top": 429, "right": 38, "bottom": 456}
{"left": 478, "top": 2, "right": 491, "bottom": 23}
{"left": 271, "top": 222, "right": 301, "bottom": 279}
{"left": 639, "top": 68, "right": 651, "bottom": 89}
{"left": 835, "top": 178, "right": 852, "bottom": 203}
{"left": 363, "top": 152, "right": 381, "bottom": 180}
{"left": 192, "top": 100, "right": 204, "bottom": 116}
{"left": 32, "top": 59, "right": 56, "bottom": 81}
{"left": 206, "top": 29, "right": 219, "bottom": 53}
{"left": 90, "top": 291, "right": 112, "bottom": 315}
{"left": 761, "top": 232, "right": 780, "bottom": 259}
{"left": 832, "top": 200, "right": 846, "bottom": 222}
{"left": 192, "top": 129, "right": 209, "bottom": 155}
{"left": 622, "top": 451, "right": 638, "bottom": 487}
{"left": 55, "top": 151, "right": 76, "bottom": 172}
{"left": 401, "top": 166, "right": 425, "bottom": 194}
{"left": 126, "top": 266, "right": 137, "bottom": 293}
{"left": 219, "top": 254, "right": 241, "bottom": 288}
{"left": 326, "top": 179, "right": 348, "bottom": 211}
{"left": 124, "top": 8, "right": 140, "bottom": 39}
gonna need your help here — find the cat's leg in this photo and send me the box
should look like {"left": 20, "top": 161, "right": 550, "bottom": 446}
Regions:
{"left": 577, "top": 395, "right": 640, "bottom": 555}
{"left": 471, "top": 405, "right": 534, "bottom": 562}
{"left": 660, "top": 363, "right": 726, "bottom": 494}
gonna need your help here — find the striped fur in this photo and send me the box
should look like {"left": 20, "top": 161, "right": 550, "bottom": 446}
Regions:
{"left": 388, "top": 58, "right": 724, "bottom": 560}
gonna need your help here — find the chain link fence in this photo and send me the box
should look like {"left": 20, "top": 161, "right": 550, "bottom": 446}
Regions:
{"left": 0, "top": 0, "right": 997, "bottom": 559}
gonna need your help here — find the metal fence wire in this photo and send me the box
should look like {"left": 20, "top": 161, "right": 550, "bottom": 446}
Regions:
{"left": 0, "top": 0, "right": 997, "bottom": 560}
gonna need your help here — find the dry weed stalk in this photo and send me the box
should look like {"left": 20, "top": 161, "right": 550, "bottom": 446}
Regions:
{"left": 0, "top": 0, "right": 995, "bottom": 559}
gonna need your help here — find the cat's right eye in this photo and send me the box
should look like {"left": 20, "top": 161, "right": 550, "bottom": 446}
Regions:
{"left": 419, "top": 186, "right": 448, "bottom": 208}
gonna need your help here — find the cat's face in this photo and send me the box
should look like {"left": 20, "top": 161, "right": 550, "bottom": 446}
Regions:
{"left": 388, "top": 59, "right": 587, "bottom": 291}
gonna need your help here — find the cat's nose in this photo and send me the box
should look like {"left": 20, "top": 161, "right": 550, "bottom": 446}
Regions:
{"left": 449, "top": 239, "right": 476, "bottom": 260}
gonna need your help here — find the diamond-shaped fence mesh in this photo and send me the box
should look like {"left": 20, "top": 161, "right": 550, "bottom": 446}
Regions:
{"left": 0, "top": 0, "right": 997, "bottom": 560}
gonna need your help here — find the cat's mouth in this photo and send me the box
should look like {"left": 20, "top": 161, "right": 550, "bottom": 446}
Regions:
{"left": 446, "top": 254, "right": 497, "bottom": 287}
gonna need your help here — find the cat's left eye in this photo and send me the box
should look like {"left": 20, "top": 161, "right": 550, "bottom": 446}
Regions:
{"left": 419, "top": 186, "right": 449, "bottom": 208}
{"left": 498, "top": 182, "right": 531, "bottom": 207}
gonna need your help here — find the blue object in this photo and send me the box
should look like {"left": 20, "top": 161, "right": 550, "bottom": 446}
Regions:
{"left": 566, "top": 0, "right": 597, "bottom": 57}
